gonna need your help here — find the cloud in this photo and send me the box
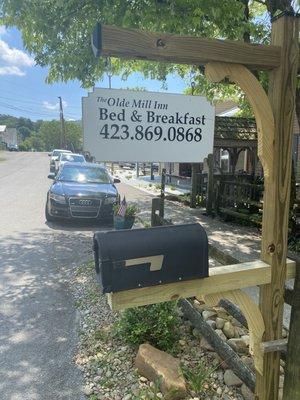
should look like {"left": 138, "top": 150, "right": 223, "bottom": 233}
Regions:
{"left": 0, "top": 39, "right": 34, "bottom": 67}
{"left": 42, "top": 100, "right": 68, "bottom": 111}
{"left": 0, "top": 66, "right": 25, "bottom": 76}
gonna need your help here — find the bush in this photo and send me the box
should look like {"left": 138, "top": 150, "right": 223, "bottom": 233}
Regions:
{"left": 115, "top": 301, "right": 180, "bottom": 352}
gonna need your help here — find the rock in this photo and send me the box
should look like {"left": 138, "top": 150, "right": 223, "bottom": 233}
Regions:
{"left": 122, "top": 395, "right": 132, "bottom": 400}
{"left": 241, "top": 384, "right": 254, "bottom": 400}
{"left": 227, "top": 338, "right": 248, "bottom": 354}
{"left": 215, "top": 329, "right": 227, "bottom": 341}
{"left": 215, "top": 317, "right": 226, "bottom": 330}
{"left": 139, "top": 376, "right": 148, "bottom": 383}
{"left": 234, "top": 326, "right": 247, "bottom": 337}
{"left": 223, "top": 321, "right": 235, "bottom": 339}
{"left": 223, "top": 370, "right": 243, "bottom": 387}
{"left": 200, "top": 338, "right": 214, "bottom": 351}
{"left": 241, "top": 335, "right": 250, "bottom": 347}
{"left": 240, "top": 356, "right": 255, "bottom": 371}
{"left": 216, "top": 387, "right": 223, "bottom": 395}
{"left": 206, "top": 320, "right": 216, "bottom": 329}
{"left": 202, "top": 310, "right": 217, "bottom": 321}
{"left": 135, "top": 343, "right": 187, "bottom": 399}
{"left": 178, "top": 339, "right": 186, "bottom": 346}
{"left": 83, "top": 386, "right": 93, "bottom": 395}
{"left": 279, "top": 375, "right": 284, "bottom": 389}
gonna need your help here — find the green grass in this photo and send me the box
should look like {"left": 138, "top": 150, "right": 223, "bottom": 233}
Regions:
{"left": 182, "top": 360, "right": 214, "bottom": 394}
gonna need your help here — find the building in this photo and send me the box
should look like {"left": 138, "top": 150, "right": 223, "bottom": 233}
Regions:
{"left": 0, "top": 125, "right": 18, "bottom": 148}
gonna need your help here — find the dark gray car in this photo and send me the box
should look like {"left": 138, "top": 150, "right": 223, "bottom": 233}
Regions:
{"left": 46, "top": 162, "right": 120, "bottom": 222}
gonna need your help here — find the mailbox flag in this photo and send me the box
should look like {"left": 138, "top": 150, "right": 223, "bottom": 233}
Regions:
{"left": 117, "top": 196, "right": 127, "bottom": 217}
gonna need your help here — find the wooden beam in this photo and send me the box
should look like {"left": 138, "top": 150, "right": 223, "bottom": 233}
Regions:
{"left": 257, "top": 14, "right": 299, "bottom": 400}
{"left": 261, "top": 339, "right": 288, "bottom": 354}
{"left": 107, "top": 259, "right": 295, "bottom": 311}
{"left": 99, "top": 25, "right": 281, "bottom": 70}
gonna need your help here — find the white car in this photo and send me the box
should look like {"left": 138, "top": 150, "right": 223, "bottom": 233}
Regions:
{"left": 54, "top": 153, "right": 86, "bottom": 174}
{"left": 49, "top": 149, "right": 72, "bottom": 173}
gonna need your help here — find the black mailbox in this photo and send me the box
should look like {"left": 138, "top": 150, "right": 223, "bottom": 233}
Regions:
{"left": 93, "top": 223, "right": 208, "bottom": 293}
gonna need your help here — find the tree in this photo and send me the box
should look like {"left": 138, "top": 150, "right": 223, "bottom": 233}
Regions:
{"left": 0, "top": 1, "right": 298, "bottom": 118}
{"left": 38, "top": 120, "right": 82, "bottom": 151}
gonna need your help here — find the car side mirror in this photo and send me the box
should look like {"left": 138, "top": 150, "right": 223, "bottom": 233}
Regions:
{"left": 113, "top": 178, "right": 121, "bottom": 183}
{"left": 47, "top": 174, "right": 55, "bottom": 180}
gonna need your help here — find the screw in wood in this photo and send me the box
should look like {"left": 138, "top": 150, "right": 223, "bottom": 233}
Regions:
{"left": 156, "top": 38, "right": 166, "bottom": 47}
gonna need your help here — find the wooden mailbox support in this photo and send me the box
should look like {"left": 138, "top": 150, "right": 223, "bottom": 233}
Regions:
{"left": 95, "top": 12, "right": 299, "bottom": 400}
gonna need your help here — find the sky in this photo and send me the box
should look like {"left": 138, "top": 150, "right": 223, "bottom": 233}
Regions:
{"left": 0, "top": 25, "right": 188, "bottom": 122}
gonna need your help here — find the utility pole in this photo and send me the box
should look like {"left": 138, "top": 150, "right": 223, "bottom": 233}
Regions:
{"left": 58, "top": 96, "right": 66, "bottom": 149}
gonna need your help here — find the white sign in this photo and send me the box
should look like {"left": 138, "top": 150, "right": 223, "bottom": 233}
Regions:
{"left": 82, "top": 88, "right": 214, "bottom": 162}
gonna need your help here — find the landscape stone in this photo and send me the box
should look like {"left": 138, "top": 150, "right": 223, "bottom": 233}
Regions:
{"left": 135, "top": 343, "right": 187, "bottom": 399}
{"left": 202, "top": 310, "right": 217, "bottom": 321}
{"left": 227, "top": 338, "right": 248, "bottom": 354}
{"left": 215, "top": 317, "right": 226, "bottom": 330}
{"left": 224, "top": 370, "right": 243, "bottom": 387}
{"left": 206, "top": 320, "right": 216, "bottom": 329}
{"left": 241, "top": 335, "right": 250, "bottom": 346}
{"left": 200, "top": 338, "right": 214, "bottom": 352}
{"left": 223, "top": 321, "right": 235, "bottom": 339}
{"left": 241, "top": 384, "right": 254, "bottom": 400}
{"left": 215, "top": 329, "right": 227, "bottom": 341}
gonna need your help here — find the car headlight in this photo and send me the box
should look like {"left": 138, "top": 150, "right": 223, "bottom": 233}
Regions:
{"left": 104, "top": 196, "right": 117, "bottom": 204}
{"left": 50, "top": 193, "right": 66, "bottom": 204}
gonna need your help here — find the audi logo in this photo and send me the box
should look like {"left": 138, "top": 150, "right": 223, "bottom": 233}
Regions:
{"left": 78, "top": 199, "right": 93, "bottom": 206}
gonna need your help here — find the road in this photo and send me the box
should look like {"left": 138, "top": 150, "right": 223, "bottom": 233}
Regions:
{"left": 0, "top": 152, "right": 150, "bottom": 400}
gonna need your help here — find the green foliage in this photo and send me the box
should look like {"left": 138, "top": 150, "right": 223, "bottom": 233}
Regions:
{"left": 113, "top": 203, "right": 139, "bottom": 217}
{"left": 115, "top": 302, "right": 180, "bottom": 352}
{"left": 38, "top": 120, "right": 82, "bottom": 151}
{"left": 182, "top": 360, "right": 214, "bottom": 394}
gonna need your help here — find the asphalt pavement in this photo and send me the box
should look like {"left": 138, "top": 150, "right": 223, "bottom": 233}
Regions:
{"left": 0, "top": 152, "right": 144, "bottom": 400}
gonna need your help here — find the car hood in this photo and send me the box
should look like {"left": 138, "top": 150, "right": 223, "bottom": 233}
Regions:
{"left": 51, "top": 181, "right": 118, "bottom": 197}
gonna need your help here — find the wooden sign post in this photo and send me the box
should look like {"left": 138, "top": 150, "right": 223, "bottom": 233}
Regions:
{"left": 92, "top": 11, "right": 299, "bottom": 400}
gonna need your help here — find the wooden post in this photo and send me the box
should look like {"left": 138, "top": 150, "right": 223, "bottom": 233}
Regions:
{"left": 283, "top": 265, "right": 300, "bottom": 399}
{"left": 136, "top": 162, "right": 139, "bottom": 178}
{"left": 256, "top": 14, "right": 299, "bottom": 400}
{"left": 206, "top": 153, "right": 214, "bottom": 215}
{"left": 161, "top": 168, "right": 166, "bottom": 200}
{"left": 190, "top": 163, "right": 197, "bottom": 208}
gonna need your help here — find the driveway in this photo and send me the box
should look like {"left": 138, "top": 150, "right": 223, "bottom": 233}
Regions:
{"left": 0, "top": 152, "right": 143, "bottom": 400}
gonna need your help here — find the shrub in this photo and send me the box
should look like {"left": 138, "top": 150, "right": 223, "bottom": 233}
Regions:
{"left": 115, "top": 301, "right": 180, "bottom": 352}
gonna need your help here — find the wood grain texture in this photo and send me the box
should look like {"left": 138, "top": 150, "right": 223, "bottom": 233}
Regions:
{"left": 100, "top": 25, "right": 281, "bottom": 70}
{"left": 257, "top": 15, "right": 299, "bottom": 400}
{"left": 107, "top": 259, "right": 295, "bottom": 311}
{"left": 205, "top": 63, "right": 275, "bottom": 178}
{"left": 260, "top": 339, "right": 288, "bottom": 354}
{"left": 200, "top": 290, "right": 265, "bottom": 375}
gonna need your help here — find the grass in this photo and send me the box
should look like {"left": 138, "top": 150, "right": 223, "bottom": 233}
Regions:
{"left": 182, "top": 360, "right": 214, "bottom": 394}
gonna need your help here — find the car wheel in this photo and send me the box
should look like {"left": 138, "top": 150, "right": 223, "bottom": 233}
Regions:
{"left": 45, "top": 200, "right": 55, "bottom": 222}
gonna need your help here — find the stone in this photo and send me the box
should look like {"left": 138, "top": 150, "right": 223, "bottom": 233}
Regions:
{"left": 240, "top": 356, "right": 255, "bottom": 371}
{"left": 215, "top": 329, "right": 227, "bottom": 341}
{"left": 227, "top": 338, "right": 248, "bottom": 354}
{"left": 215, "top": 317, "right": 226, "bottom": 330}
{"left": 178, "top": 339, "right": 186, "bottom": 346}
{"left": 202, "top": 310, "right": 217, "bottom": 321}
{"left": 279, "top": 375, "right": 284, "bottom": 389}
{"left": 122, "top": 395, "right": 132, "bottom": 400}
{"left": 241, "top": 335, "right": 250, "bottom": 347}
{"left": 200, "top": 338, "right": 214, "bottom": 352}
{"left": 83, "top": 386, "right": 93, "bottom": 395}
{"left": 206, "top": 320, "right": 216, "bottom": 329}
{"left": 223, "top": 321, "right": 235, "bottom": 339}
{"left": 241, "top": 384, "right": 254, "bottom": 400}
{"left": 135, "top": 343, "right": 187, "bottom": 399}
{"left": 216, "top": 387, "right": 223, "bottom": 395}
{"left": 223, "top": 370, "right": 243, "bottom": 387}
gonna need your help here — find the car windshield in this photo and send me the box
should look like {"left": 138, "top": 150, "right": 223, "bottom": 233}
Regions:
{"left": 61, "top": 154, "right": 84, "bottom": 162}
{"left": 57, "top": 166, "right": 111, "bottom": 184}
{"left": 53, "top": 150, "right": 70, "bottom": 157}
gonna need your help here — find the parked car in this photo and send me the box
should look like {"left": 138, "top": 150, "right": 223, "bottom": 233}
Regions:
{"left": 8, "top": 144, "right": 19, "bottom": 152}
{"left": 45, "top": 162, "right": 120, "bottom": 222}
{"left": 49, "top": 149, "right": 72, "bottom": 173}
{"left": 54, "top": 153, "right": 86, "bottom": 174}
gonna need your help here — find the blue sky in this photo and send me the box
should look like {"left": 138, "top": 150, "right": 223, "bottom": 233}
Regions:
{"left": 0, "top": 25, "right": 188, "bottom": 122}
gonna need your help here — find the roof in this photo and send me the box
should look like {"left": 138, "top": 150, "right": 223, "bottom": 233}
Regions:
{"left": 0, "top": 125, "right": 7, "bottom": 133}
{"left": 215, "top": 116, "right": 257, "bottom": 140}
{"left": 214, "top": 101, "right": 238, "bottom": 116}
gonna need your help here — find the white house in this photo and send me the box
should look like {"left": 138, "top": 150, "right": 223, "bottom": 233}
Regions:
{"left": 0, "top": 125, "right": 18, "bottom": 148}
